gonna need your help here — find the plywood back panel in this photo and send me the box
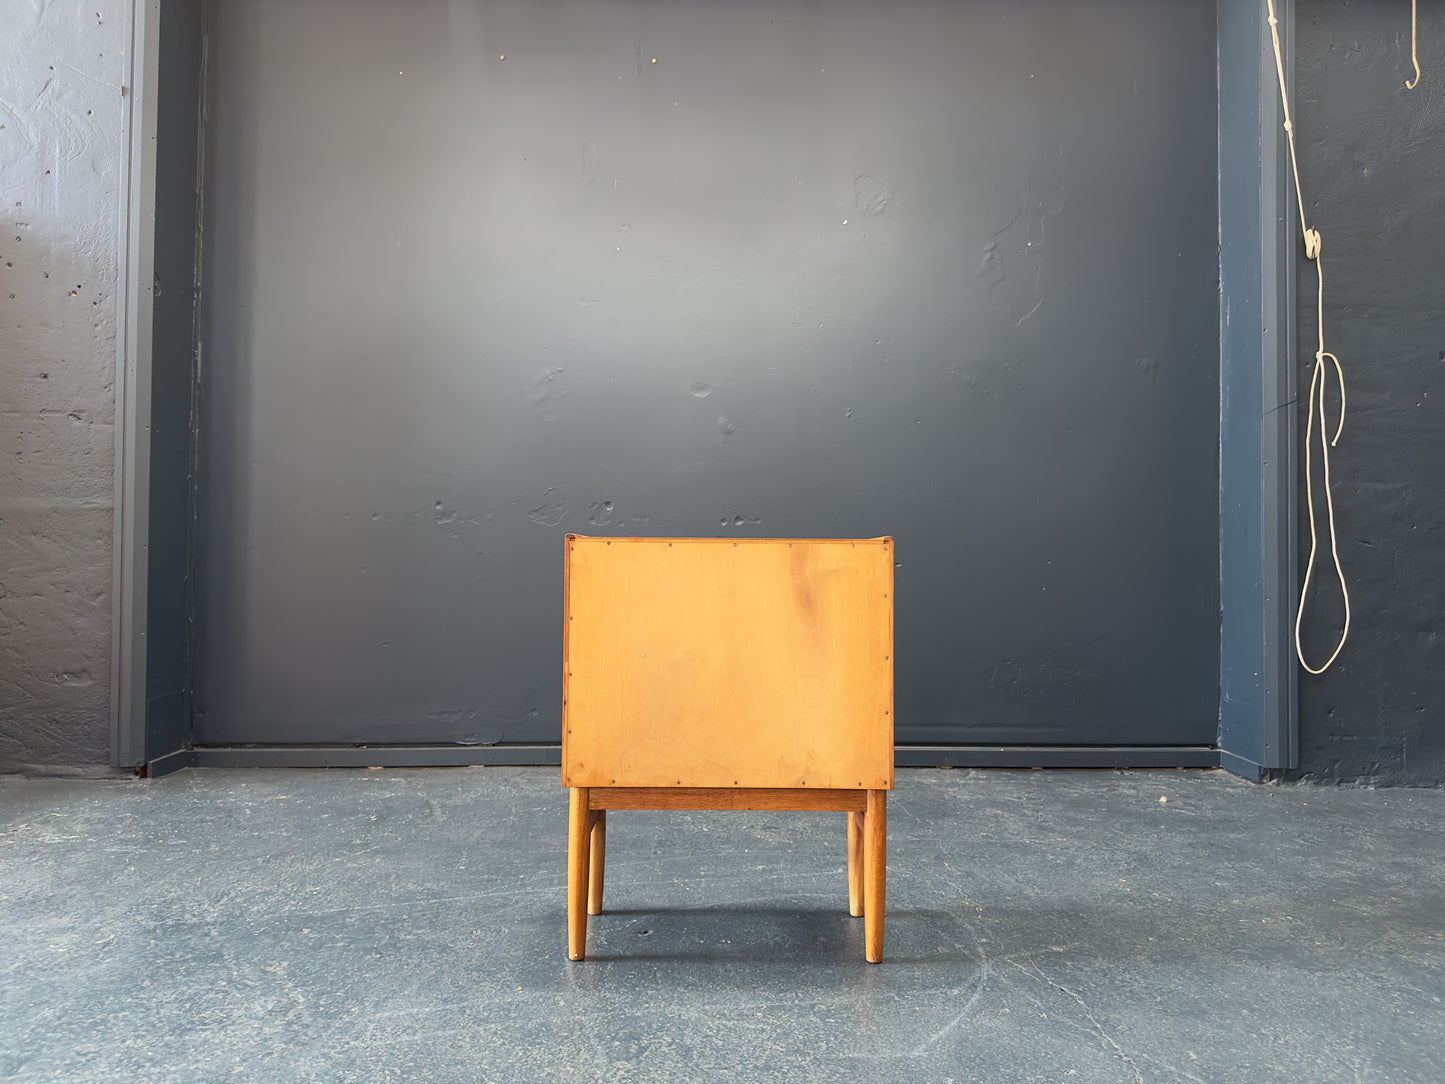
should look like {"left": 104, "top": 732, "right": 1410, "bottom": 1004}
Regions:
{"left": 563, "top": 537, "right": 894, "bottom": 790}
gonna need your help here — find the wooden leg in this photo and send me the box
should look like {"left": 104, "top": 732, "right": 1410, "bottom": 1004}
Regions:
{"left": 847, "top": 811, "right": 865, "bottom": 917}
{"left": 864, "top": 789, "right": 886, "bottom": 963}
{"left": 568, "top": 787, "right": 591, "bottom": 960}
{"left": 588, "top": 809, "right": 607, "bottom": 915}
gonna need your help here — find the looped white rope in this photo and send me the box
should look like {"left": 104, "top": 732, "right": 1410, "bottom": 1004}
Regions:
{"left": 1266, "top": 0, "right": 1352, "bottom": 674}
{"left": 1407, "top": 0, "right": 1422, "bottom": 89}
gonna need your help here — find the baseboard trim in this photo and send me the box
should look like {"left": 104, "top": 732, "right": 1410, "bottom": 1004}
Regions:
{"left": 1217, "top": 748, "right": 1266, "bottom": 782}
{"left": 894, "top": 745, "right": 1221, "bottom": 769}
{"left": 153, "top": 743, "right": 1221, "bottom": 773}
{"left": 143, "top": 747, "right": 194, "bottom": 778}
{"left": 176, "top": 744, "right": 564, "bottom": 769}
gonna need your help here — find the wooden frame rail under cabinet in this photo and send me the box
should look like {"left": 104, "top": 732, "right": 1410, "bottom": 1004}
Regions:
{"left": 562, "top": 535, "right": 895, "bottom": 963}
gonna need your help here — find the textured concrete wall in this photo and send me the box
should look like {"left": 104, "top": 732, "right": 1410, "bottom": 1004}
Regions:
{"left": 1292, "top": 1, "right": 1445, "bottom": 785}
{"left": 0, "top": 2, "right": 124, "bottom": 772}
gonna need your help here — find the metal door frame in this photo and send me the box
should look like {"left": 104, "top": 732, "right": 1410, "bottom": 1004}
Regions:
{"left": 112, "top": 0, "right": 161, "bottom": 769}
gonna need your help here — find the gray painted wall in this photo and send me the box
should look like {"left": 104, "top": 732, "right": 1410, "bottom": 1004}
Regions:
{"left": 1291, "top": 1, "right": 1445, "bottom": 785}
{"left": 0, "top": 2, "right": 124, "bottom": 773}
{"left": 194, "top": 0, "right": 1221, "bottom": 750}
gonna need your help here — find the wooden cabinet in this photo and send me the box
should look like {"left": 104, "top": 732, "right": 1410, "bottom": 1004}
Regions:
{"left": 563, "top": 536, "right": 894, "bottom": 962}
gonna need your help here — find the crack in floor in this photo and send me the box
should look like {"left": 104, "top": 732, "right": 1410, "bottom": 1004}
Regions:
{"left": 1014, "top": 960, "right": 1144, "bottom": 1084}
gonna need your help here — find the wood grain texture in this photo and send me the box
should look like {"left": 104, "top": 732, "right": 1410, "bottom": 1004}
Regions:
{"left": 567, "top": 788, "right": 590, "bottom": 959}
{"left": 848, "top": 811, "right": 865, "bottom": 917}
{"left": 864, "top": 789, "right": 886, "bottom": 963}
{"left": 587, "top": 810, "right": 606, "bottom": 916}
{"left": 563, "top": 537, "right": 894, "bottom": 790}
{"left": 588, "top": 787, "right": 867, "bottom": 811}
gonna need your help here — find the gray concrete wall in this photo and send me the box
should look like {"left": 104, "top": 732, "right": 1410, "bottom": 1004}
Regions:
{"left": 1292, "top": 2, "right": 1445, "bottom": 786}
{"left": 0, "top": 2, "right": 124, "bottom": 772}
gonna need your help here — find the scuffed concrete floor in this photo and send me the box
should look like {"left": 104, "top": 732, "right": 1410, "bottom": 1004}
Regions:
{"left": 1, "top": 767, "right": 1442, "bottom": 1083}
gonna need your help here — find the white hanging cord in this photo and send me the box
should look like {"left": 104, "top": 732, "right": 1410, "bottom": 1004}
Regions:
{"left": 1407, "top": 0, "right": 1422, "bottom": 89}
{"left": 1266, "top": 0, "right": 1352, "bottom": 674}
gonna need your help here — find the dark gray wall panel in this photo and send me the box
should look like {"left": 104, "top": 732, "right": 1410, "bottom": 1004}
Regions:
{"left": 144, "top": 0, "right": 204, "bottom": 759}
{"left": 1291, "top": 1, "right": 1445, "bottom": 785}
{"left": 1217, "top": 0, "right": 1296, "bottom": 778}
{"left": 196, "top": 0, "right": 1221, "bottom": 747}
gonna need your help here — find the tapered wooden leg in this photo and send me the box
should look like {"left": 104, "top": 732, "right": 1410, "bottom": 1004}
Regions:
{"left": 568, "top": 787, "right": 591, "bottom": 960}
{"left": 587, "top": 809, "right": 607, "bottom": 915}
{"left": 847, "top": 811, "right": 865, "bottom": 917}
{"left": 864, "top": 789, "right": 886, "bottom": 963}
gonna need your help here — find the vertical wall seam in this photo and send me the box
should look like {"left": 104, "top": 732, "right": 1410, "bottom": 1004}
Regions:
{"left": 111, "top": 0, "right": 160, "bottom": 767}
{"left": 1216, "top": 12, "right": 1226, "bottom": 745}
{"left": 1270, "top": 0, "right": 1300, "bottom": 768}
{"left": 183, "top": 9, "right": 210, "bottom": 742}
{"left": 110, "top": 0, "right": 136, "bottom": 764}
{"left": 111, "top": 0, "right": 142, "bottom": 766}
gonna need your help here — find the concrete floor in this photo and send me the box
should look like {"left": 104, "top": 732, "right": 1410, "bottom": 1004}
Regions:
{"left": 1, "top": 767, "right": 1442, "bottom": 1083}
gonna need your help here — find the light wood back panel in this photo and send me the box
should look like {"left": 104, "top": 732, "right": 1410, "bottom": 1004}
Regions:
{"left": 563, "top": 537, "right": 894, "bottom": 790}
